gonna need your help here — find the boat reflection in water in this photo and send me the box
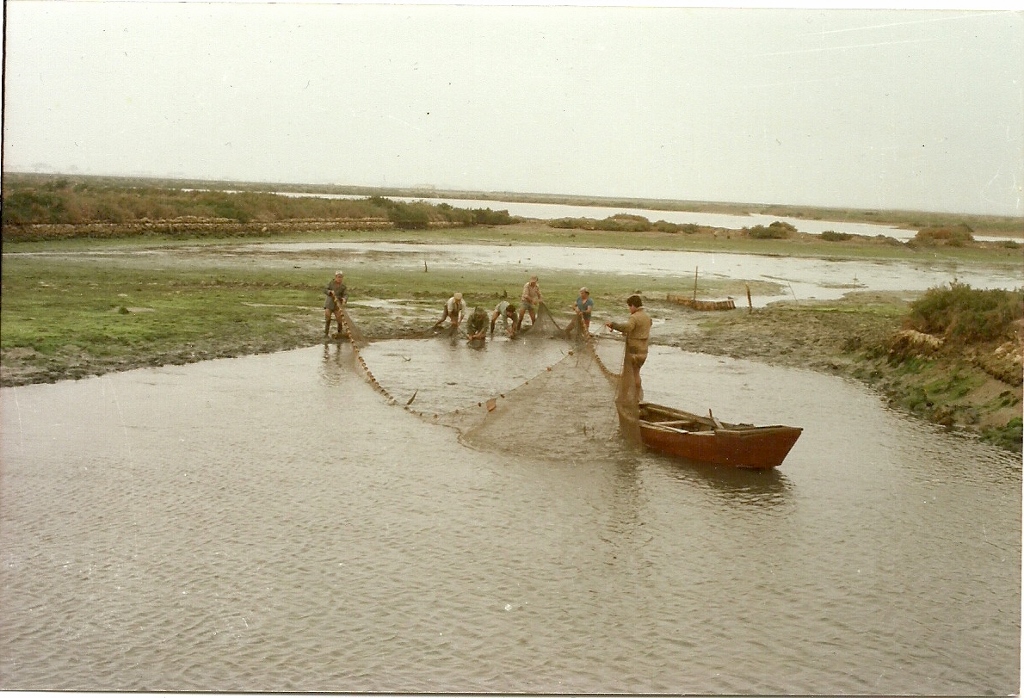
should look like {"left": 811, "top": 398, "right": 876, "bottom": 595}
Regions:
{"left": 649, "top": 451, "right": 793, "bottom": 506}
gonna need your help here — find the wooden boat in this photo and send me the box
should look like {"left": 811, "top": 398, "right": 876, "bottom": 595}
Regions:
{"left": 666, "top": 294, "right": 736, "bottom": 311}
{"left": 638, "top": 402, "right": 802, "bottom": 469}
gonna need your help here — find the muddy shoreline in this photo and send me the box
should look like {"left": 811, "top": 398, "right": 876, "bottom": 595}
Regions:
{"left": 4, "top": 291, "right": 1020, "bottom": 452}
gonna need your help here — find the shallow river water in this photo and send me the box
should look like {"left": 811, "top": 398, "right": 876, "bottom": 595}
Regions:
{"left": 0, "top": 335, "right": 1019, "bottom": 693}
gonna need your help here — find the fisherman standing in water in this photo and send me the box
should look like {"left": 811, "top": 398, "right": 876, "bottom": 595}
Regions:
{"left": 606, "top": 294, "right": 652, "bottom": 401}
{"left": 324, "top": 270, "right": 348, "bottom": 339}
{"left": 516, "top": 275, "right": 544, "bottom": 333}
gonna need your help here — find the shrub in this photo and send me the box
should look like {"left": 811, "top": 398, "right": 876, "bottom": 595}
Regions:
{"left": 904, "top": 282, "right": 1024, "bottom": 345}
{"left": 609, "top": 213, "right": 651, "bottom": 224}
{"left": 913, "top": 224, "right": 975, "bottom": 247}
{"left": 652, "top": 220, "right": 696, "bottom": 233}
{"left": 208, "top": 194, "right": 252, "bottom": 223}
{"left": 548, "top": 217, "right": 597, "bottom": 230}
{"left": 469, "top": 208, "right": 514, "bottom": 225}
{"left": 820, "top": 230, "right": 852, "bottom": 242}
{"left": 2, "top": 189, "right": 68, "bottom": 224}
{"left": 596, "top": 214, "right": 652, "bottom": 232}
{"left": 982, "top": 417, "right": 1023, "bottom": 452}
{"left": 746, "top": 221, "right": 796, "bottom": 239}
{"left": 385, "top": 201, "right": 431, "bottom": 229}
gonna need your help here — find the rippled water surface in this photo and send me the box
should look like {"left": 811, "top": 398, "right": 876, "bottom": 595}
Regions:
{"left": 1, "top": 338, "right": 1019, "bottom": 693}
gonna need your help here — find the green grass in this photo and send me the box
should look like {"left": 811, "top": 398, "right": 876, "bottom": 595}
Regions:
{"left": 982, "top": 418, "right": 1023, "bottom": 450}
{"left": 1, "top": 261, "right": 309, "bottom": 355}
{"left": 0, "top": 251, "right": 663, "bottom": 368}
{"left": 923, "top": 369, "right": 980, "bottom": 402}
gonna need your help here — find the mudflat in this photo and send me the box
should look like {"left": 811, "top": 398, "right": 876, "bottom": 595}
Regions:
{"left": 2, "top": 223, "right": 1021, "bottom": 451}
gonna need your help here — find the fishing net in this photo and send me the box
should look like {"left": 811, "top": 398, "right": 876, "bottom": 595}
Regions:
{"left": 451, "top": 342, "right": 627, "bottom": 462}
{"left": 561, "top": 313, "right": 587, "bottom": 343}
{"left": 338, "top": 308, "right": 367, "bottom": 347}
{"left": 614, "top": 349, "right": 642, "bottom": 446}
{"left": 515, "top": 302, "right": 567, "bottom": 339}
{"left": 340, "top": 307, "right": 644, "bottom": 462}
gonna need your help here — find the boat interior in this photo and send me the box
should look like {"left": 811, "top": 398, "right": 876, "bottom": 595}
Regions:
{"left": 641, "top": 416, "right": 715, "bottom": 433}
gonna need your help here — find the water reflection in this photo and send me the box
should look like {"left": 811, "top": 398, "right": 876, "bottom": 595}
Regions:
{"left": 649, "top": 452, "right": 792, "bottom": 507}
{"left": 318, "top": 341, "right": 356, "bottom": 386}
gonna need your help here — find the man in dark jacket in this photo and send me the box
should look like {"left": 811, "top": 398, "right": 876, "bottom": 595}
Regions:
{"left": 466, "top": 306, "right": 489, "bottom": 345}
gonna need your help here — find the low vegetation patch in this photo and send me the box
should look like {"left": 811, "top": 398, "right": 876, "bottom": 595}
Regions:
{"left": 744, "top": 221, "right": 797, "bottom": 239}
{"left": 548, "top": 214, "right": 698, "bottom": 234}
{"left": 909, "top": 224, "right": 975, "bottom": 247}
{"left": 820, "top": 230, "right": 852, "bottom": 242}
{"left": 903, "top": 282, "right": 1023, "bottom": 345}
{"left": 879, "top": 283, "right": 1023, "bottom": 449}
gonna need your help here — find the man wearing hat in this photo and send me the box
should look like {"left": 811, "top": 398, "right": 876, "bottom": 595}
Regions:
{"left": 516, "top": 275, "right": 544, "bottom": 333}
{"left": 434, "top": 292, "right": 465, "bottom": 330}
{"left": 572, "top": 287, "right": 594, "bottom": 334}
{"left": 324, "top": 270, "right": 348, "bottom": 338}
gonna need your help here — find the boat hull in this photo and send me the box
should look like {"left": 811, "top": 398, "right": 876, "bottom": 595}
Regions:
{"left": 638, "top": 403, "right": 802, "bottom": 469}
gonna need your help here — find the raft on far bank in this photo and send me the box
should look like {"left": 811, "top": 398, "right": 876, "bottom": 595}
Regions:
{"left": 667, "top": 293, "right": 736, "bottom": 311}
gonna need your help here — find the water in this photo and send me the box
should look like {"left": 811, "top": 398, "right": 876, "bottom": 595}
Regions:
{"left": 1, "top": 339, "right": 1019, "bottom": 693}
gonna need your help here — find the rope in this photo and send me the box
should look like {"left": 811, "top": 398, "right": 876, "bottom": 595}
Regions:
{"left": 337, "top": 310, "right": 397, "bottom": 406}
{"left": 584, "top": 334, "right": 619, "bottom": 381}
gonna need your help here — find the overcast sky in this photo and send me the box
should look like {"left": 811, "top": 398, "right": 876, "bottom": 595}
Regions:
{"left": 3, "top": 1, "right": 1022, "bottom": 216}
